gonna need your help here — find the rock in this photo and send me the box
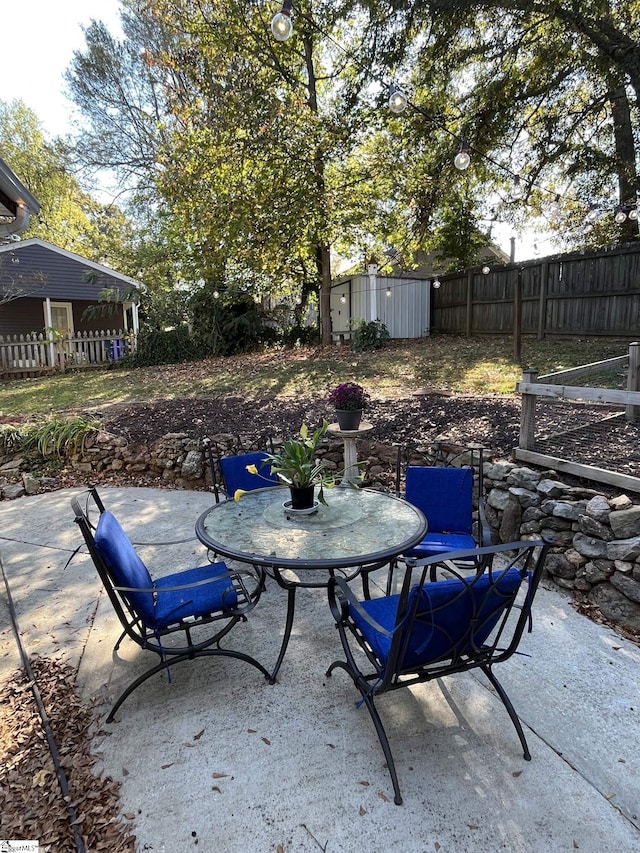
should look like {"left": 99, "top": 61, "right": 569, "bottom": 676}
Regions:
{"left": 507, "top": 467, "right": 541, "bottom": 490}
{"left": 487, "top": 488, "right": 511, "bottom": 511}
{"left": 181, "top": 450, "right": 204, "bottom": 480}
{"left": 483, "top": 461, "right": 515, "bottom": 481}
{"left": 2, "top": 483, "right": 26, "bottom": 499}
{"left": 581, "top": 560, "right": 614, "bottom": 584}
{"left": 614, "top": 560, "right": 634, "bottom": 574}
{"left": 609, "top": 494, "right": 633, "bottom": 511}
{"left": 508, "top": 486, "right": 539, "bottom": 508}
{"left": 590, "top": 584, "right": 640, "bottom": 630}
{"left": 22, "top": 473, "right": 40, "bottom": 495}
{"left": 606, "top": 536, "right": 640, "bottom": 562}
{"left": 0, "top": 457, "right": 24, "bottom": 472}
{"left": 520, "top": 520, "right": 542, "bottom": 534}
{"left": 585, "top": 494, "right": 611, "bottom": 524}
{"left": 573, "top": 532, "right": 609, "bottom": 559}
{"left": 499, "top": 498, "right": 522, "bottom": 542}
{"left": 536, "top": 479, "right": 567, "bottom": 499}
{"left": 541, "top": 499, "right": 586, "bottom": 521}
{"left": 577, "top": 514, "right": 614, "bottom": 541}
{"left": 522, "top": 506, "right": 545, "bottom": 522}
{"left": 565, "top": 548, "right": 587, "bottom": 569}
{"left": 545, "top": 553, "right": 576, "bottom": 580}
{"left": 609, "top": 506, "right": 640, "bottom": 539}
{"left": 610, "top": 572, "right": 640, "bottom": 604}
{"left": 540, "top": 528, "right": 574, "bottom": 547}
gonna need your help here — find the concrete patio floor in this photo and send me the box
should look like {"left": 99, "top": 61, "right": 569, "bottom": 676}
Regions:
{"left": 1, "top": 486, "right": 640, "bottom": 852}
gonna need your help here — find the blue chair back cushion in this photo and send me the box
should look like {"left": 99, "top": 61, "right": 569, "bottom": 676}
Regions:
{"left": 351, "top": 567, "right": 523, "bottom": 672}
{"left": 405, "top": 466, "right": 473, "bottom": 535}
{"left": 94, "top": 512, "right": 238, "bottom": 629}
{"left": 219, "top": 451, "right": 279, "bottom": 495}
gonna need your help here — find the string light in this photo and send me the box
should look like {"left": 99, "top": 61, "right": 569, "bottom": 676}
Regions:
{"left": 432, "top": 276, "right": 441, "bottom": 289}
{"left": 271, "top": 0, "right": 293, "bottom": 42}
{"left": 454, "top": 142, "right": 471, "bottom": 171}
{"left": 339, "top": 294, "right": 346, "bottom": 304}
{"left": 482, "top": 265, "right": 490, "bottom": 274}
{"left": 511, "top": 175, "right": 525, "bottom": 201}
{"left": 386, "top": 287, "right": 392, "bottom": 297}
{"left": 267, "top": 10, "right": 632, "bottom": 230}
{"left": 388, "top": 84, "right": 408, "bottom": 115}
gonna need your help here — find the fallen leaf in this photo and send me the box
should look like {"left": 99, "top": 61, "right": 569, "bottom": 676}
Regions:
{"left": 161, "top": 762, "right": 174, "bottom": 769}
{"left": 193, "top": 729, "right": 205, "bottom": 740}
{"left": 277, "top": 845, "right": 284, "bottom": 853}
{"left": 183, "top": 742, "right": 196, "bottom": 748}
{"left": 605, "top": 793, "right": 615, "bottom": 800}
{"left": 359, "top": 780, "right": 370, "bottom": 787}
{"left": 512, "top": 770, "right": 523, "bottom": 777}
{"left": 248, "top": 728, "right": 257, "bottom": 733}
{"left": 467, "top": 824, "right": 479, "bottom": 830}
{"left": 359, "top": 806, "right": 367, "bottom": 816}
{"left": 212, "top": 772, "right": 229, "bottom": 779}
{"left": 124, "top": 813, "right": 136, "bottom": 820}
{"left": 261, "top": 737, "right": 271, "bottom": 745}
{"left": 378, "top": 791, "right": 389, "bottom": 802}
{"left": 211, "top": 786, "right": 222, "bottom": 793}
{"left": 435, "top": 844, "right": 441, "bottom": 851}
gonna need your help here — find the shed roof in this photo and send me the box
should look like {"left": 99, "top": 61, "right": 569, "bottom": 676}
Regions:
{"left": 0, "top": 155, "right": 41, "bottom": 218}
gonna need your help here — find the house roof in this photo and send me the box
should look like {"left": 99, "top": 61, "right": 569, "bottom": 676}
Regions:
{"left": 0, "top": 238, "right": 142, "bottom": 300}
{"left": 0, "top": 155, "right": 41, "bottom": 219}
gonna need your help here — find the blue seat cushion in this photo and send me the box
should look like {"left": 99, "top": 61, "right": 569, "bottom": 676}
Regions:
{"left": 219, "top": 451, "right": 279, "bottom": 495}
{"left": 151, "top": 563, "right": 238, "bottom": 629}
{"left": 94, "top": 511, "right": 237, "bottom": 628}
{"left": 350, "top": 567, "right": 523, "bottom": 673}
{"left": 405, "top": 466, "right": 473, "bottom": 536}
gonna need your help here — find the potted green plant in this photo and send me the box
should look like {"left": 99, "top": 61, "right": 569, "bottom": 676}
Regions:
{"left": 240, "top": 421, "right": 337, "bottom": 509}
{"left": 328, "top": 382, "right": 370, "bottom": 431}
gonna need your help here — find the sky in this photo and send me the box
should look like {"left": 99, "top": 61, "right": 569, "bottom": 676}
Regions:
{"left": 1, "top": 0, "right": 547, "bottom": 262}
{"left": 2, "top": 0, "right": 123, "bottom": 139}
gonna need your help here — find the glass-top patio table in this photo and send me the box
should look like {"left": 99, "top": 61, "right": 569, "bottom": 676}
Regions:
{"left": 195, "top": 486, "right": 427, "bottom": 681}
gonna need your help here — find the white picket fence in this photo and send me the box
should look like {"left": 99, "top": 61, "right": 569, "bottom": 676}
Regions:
{"left": 0, "top": 330, "right": 137, "bottom": 378}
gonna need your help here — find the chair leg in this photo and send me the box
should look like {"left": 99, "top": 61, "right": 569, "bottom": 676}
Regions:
{"left": 480, "top": 664, "right": 531, "bottom": 760}
{"left": 106, "top": 648, "right": 271, "bottom": 723}
{"left": 326, "top": 661, "right": 403, "bottom": 805}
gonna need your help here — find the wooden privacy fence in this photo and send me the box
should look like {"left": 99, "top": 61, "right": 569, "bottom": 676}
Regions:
{"left": 0, "top": 329, "right": 137, "bottom": 379}
{"left": 516, "top": 341, "right": 640, "bottom": 492}
{"left": 434, "top": 241, "right": 640, "bottom": 339}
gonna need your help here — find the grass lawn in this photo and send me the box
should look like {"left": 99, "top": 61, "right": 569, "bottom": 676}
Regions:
{"left": 0, "top": 335, "right": 630, "bottom": 420}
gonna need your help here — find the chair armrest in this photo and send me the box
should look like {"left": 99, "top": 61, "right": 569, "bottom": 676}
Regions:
{"left": 328, "top": 576, "right": 393, "bottom": 637}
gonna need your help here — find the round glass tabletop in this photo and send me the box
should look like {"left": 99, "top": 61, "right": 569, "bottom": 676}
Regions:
{"left": 195, "top": 487, "right": 427, "bottom": 570}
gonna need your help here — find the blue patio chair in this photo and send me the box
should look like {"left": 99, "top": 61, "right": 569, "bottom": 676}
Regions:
{"left": 72, "top": 487, "right": 270, "bottom": 721}
{"left": 392, "top": 444, "right": 492, "bottom": 584}
{"left": 204, "top": 436, "right": 279, "bottom": 501}
{"left": 327, "top": 539, "right": 549, "bottom": 805}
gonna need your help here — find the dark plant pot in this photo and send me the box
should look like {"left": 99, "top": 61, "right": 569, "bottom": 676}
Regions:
{"left": 335, "top": 409, "right": 363, "bottom": 431}
{"left": 289, "top": 485, "right": 316, "bottom": 509}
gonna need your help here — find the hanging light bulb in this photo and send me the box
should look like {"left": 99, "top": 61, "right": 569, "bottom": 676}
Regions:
{"left": 271, "top": 0, "right": 293, "bottom": 42}
{"left": 511, "top": 175, "right": 524, "bottom": 201}
{"left": 614, "top": 205, "right": 628, "bottom": 224}
{"left": 482, "top": 265, "right": 491, "bottom": 275}
{"left": 339, "top": 294, "right": 346, "bottom": 304}
{"left": 629, "top": 206, "right": 638, "bottom": 221}
{"left": 432, "top": 276, "right": 441, "bottom": 289}
{"left": 213, "top": 290, "right": 220, "bottom": 299}
{"left": 585, "top": 205, "right": 599, "bottom": 225}
{"left": 454, "top": 142, "right": 471, "bottom": 171}
{"left": 388, "top": 84, "right": 408, "bottom": 115}
{"left": 549, "top": 193, "right": 561, "bottom": 217}
{"left": 386, "top": 287, "right": 392, "bottom": 297}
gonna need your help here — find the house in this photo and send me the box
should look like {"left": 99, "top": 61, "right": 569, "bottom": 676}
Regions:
{"left": 0, "top": 238, "right": 141, "bottom": 376}
{"left": 0, "top": 154, "right": 41, "bottom": 238}
{"left": 330, "top": 244, "right": 509, "bottom": 340}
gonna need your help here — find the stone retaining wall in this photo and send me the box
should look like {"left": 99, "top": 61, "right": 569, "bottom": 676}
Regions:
{"left": 2, "top": 430, "right": 639, "bottom": 632}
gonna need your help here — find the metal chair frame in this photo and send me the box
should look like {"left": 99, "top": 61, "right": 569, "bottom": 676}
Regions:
{"left": 72, "top": 487, "right": 270, "bottom": 721}
{"left": 327, "top": 540, "right": 549, "bottom": 805}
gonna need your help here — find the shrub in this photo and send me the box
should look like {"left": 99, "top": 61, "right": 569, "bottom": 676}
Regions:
{"left": 351, "top": 319, "right": 390, "bottom": 352}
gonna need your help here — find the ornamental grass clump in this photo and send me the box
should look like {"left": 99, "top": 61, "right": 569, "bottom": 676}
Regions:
{"left": 327, "top": 382, "right": 370, "bottom": 411}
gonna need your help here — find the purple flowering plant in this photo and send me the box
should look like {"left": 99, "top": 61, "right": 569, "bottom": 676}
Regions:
{"left": 327, "top": 382, "right": 370, "bottom": 411}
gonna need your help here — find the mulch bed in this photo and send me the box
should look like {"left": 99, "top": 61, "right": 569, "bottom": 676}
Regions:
{"left": 0, "top": 657, "right": 136, "bottom": 852}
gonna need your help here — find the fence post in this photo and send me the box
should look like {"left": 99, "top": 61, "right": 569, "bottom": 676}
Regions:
{"left": 465, "top": 269, "right": 473, "bottom": 336}
{"left": 537, "top": 261, "right": 548, "bottom": 340}
{"left": 519, "top": 369, "right": 538, "bottom": 450}
{"left": 626, "top": 342, "right": 640, "bottom": 422}
{"left": 513, "top": 267, "right": 522, "bottom": 361}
